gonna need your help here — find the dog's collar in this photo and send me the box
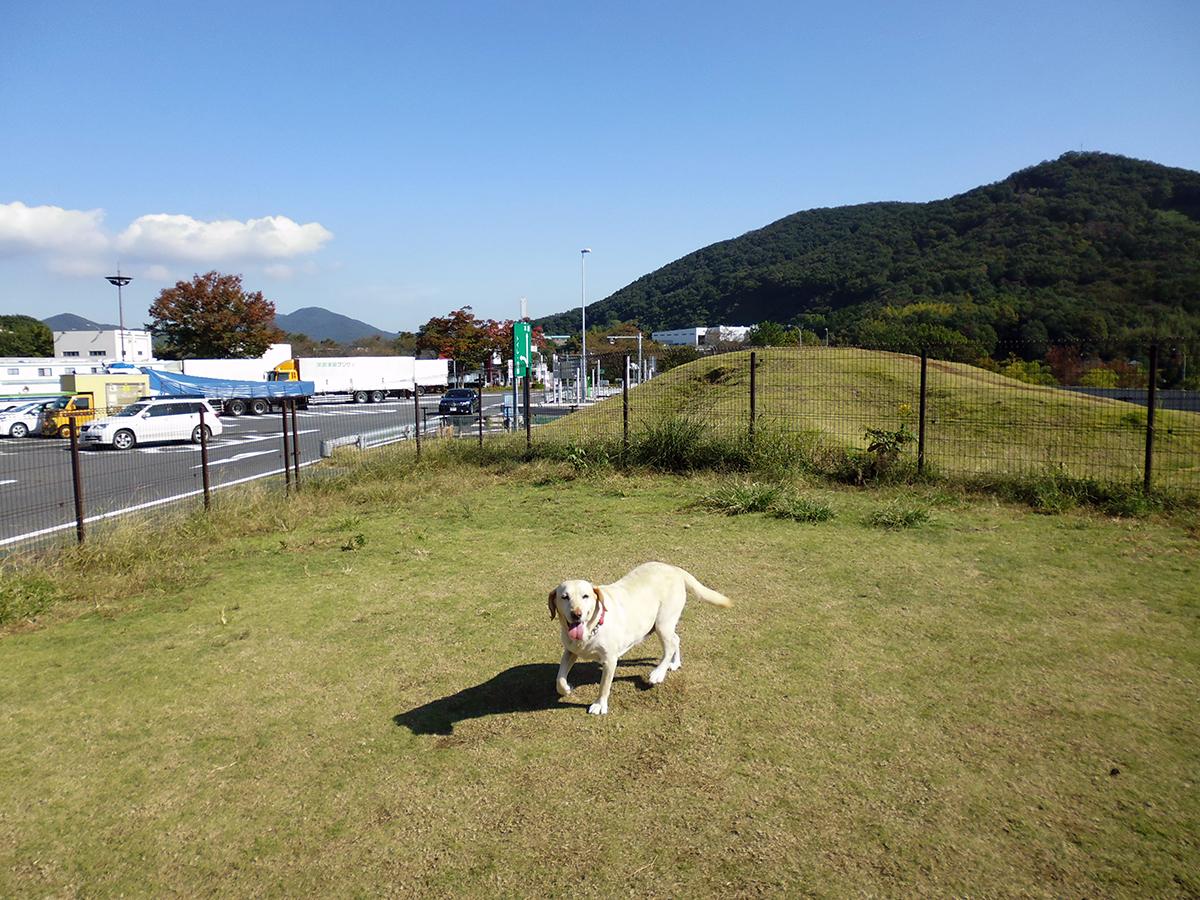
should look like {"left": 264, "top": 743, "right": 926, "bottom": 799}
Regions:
{"left": 588, "top": 597, "right": 606, "bottom": 634}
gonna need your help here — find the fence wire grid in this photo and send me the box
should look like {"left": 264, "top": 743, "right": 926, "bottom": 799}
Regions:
{"left": 1, "top": 340, "right": 1197, "bottom": 556}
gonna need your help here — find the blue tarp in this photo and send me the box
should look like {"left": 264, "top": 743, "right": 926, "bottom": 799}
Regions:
{"left": 142, "top": 368, "right": 313, "bottom": 399}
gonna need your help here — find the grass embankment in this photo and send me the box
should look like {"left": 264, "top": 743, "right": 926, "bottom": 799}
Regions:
{"left": 552, "top": 349, "right": 1200, "bottom": 488}
{"left": 1, "top": 446, "right": 1198, "bottom": 896}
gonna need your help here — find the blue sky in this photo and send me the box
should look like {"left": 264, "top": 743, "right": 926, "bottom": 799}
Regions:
{"left": 2, "top": 0, "right": 1197, "bottom": 332}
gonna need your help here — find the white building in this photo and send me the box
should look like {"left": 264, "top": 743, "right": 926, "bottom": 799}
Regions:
{"left": 53, "top": 328, "right": 154, "bottom": 363}
{"left": 0, "top": 358, "right": 112, "bottom": 395}
{"left": 652, "top": 327, "right": 708, "bottom": 347}
{"left": 652, "top": 325, "right": 751, "bottom": 347}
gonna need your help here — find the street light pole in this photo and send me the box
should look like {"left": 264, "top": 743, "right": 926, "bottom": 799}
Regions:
{"left": 580, "top": 248, "right": 591, "bottom": 401}
{"left": 104, "top": 269, "right": 133, "bottom": 362}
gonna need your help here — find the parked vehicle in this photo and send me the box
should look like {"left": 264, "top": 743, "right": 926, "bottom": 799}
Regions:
{"left": 80, "top": 397, "right": 224, "bottom": 450}
{"left": 414, "top": 359, "right": 451, "bottom": 396}
{"left": 438, "top": 388, "right": 479, "bottom": 414}
{"left": 0, "top": 400, "right": 50, "bottom": 438}
{"left": 41, "top": 373, "right": 150, "bottom": 437}
{"left": 143, "top": 369, "right": 314, "bottom": 416}
{"left": 270, "top": 356, "right": 416, "bottom": 402}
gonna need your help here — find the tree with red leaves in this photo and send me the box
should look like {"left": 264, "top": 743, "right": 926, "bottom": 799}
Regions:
{"left": 148, "top": 271, "right": 283, "bottom": 359}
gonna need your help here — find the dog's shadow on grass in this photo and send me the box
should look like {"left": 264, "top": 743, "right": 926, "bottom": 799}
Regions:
{"left": 393, "top": 658, "right": 655, "bottom": 735}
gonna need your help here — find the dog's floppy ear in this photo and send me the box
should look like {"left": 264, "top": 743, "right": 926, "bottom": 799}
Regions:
{"left": 547, "top": 589, "right": 558, "bottom": 620}
{"left": 589, "top": 585, "right": 606, "bottom": 623}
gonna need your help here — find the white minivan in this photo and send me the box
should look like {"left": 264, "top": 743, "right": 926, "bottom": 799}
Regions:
{"left": 80, "top": 397, "right": 223, "bottom": 450}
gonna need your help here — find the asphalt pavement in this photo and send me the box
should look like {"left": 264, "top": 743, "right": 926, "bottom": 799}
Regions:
{"left": 0, "top": 396, "right": 518, "bottom": 552}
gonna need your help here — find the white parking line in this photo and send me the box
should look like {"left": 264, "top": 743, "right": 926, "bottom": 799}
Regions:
{"left": 195, "top": 450, "right": 276, "bottom": 468}
{"left": 0, "top": 479, "right": 16, "bottom": 486}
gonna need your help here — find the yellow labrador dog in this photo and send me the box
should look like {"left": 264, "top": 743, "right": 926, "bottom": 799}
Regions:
{"left": 547, "top": 562, "right": 731, "bottom": 715}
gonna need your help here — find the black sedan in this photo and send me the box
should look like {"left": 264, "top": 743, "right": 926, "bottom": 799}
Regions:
{"left": 438, "top": 388, "right": 480, "bottom": 414}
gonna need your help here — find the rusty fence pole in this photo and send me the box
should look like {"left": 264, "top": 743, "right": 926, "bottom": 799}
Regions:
{"left": 918, "top": 348, "right": 928, "bottom": 476}
{"left": 413, "top": 389, "right": 422, "bottom": 459}
{"left": 281, "top": 400, "right": 292, "bottom": 494}
{"left": 749, "top": 350, "right": 757, "bottom": 445}
{"left": 477, "top": 378, "right": 484, "bottom": 448}
{"left": 68, "top": 417, "right": 85, "bottom": 544}
{"left": 622, "top": 354, "right": 630, "bottom": 463}
{"left": 1144, "top": 343, "right": 1158, "bottom": 493}
{"left": 524, "top": 372, "right": 531, "bottom": 451}
{"left": 290, "top": 399, "right": 301, "bottom": 488}
{"left": 199, "top": 406, "right": 212, "bottom": 510}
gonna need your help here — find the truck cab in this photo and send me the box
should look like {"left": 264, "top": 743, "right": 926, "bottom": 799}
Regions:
{"left": 41, "top": 394, "right": 96, "bottom": 437}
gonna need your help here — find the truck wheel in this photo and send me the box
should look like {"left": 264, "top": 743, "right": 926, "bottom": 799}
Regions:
{"left": 58, "top": 424, "right": 72, "bottom": 438}
{"left": 113, "top": 429, "right": 136, "bottom": 451}
{"left": 191, "top": 424, "right": 212, "bottom": 444}
{"left": 226, "top": 398, "right": 246, "bottom": 417}
{"left": 10, "top": 422, "right": 28, "bottom": 438}
{"left": 370, "top": 390, "right": 385, "bottom": 403}
{"left": 414, "top": 385, "right": 424, "bottom": 397}
{"left": 353, "top": 391, "right": 368, "bottom": 404}
{"left": 250, "top": 398, "right": 270, "bottom": 415}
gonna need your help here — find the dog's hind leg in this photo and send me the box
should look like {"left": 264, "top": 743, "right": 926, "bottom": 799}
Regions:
{"left": 647, "top": 624, "right": 681, "bottom": 685}
{"left": 556, "top": 650, "right": 577, "bottom": 697}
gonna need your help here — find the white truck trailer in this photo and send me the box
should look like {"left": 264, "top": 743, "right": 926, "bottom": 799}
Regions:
{"left": 414, "top": 359, "right": 451, "bottom": 395}
{"left": 270, "top": 356, "right": 416, "bottom": 402}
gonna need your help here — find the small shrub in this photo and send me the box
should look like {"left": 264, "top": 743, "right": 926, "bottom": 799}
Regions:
{"left": 631, "top": 417, "right": 729, "bottom": 472}
{"left": 867, "top": 501, "right": 929, "bottom": 529}
{"left": 698, "top": 481, "right": 783, "bottom": 515}
{"left": 771, "top": 496, "right": 835, "bottom": 523}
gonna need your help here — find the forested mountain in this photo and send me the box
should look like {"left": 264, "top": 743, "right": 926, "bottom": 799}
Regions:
{"left": 274, "top": 307, "right": 396, "bottom": 343}
{"left": 536, "top": 153, "right": 1200, "bottom": 359}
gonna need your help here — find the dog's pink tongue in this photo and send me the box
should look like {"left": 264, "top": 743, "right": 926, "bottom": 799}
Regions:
{"left": 568, "top": 623, "right": 584, "bottom": 641}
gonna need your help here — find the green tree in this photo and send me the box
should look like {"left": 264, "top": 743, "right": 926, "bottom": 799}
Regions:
{"left": 0, "top": 315, "right": 53, "bottom": 356}
{"left": 747, "top": 321, "right": 799, "bottom": 346}
{"left": 149, "top": 272, "right": 283, "bottom": 359}
{"left": 416, "top": 307, "right": 494, "bottom": 371}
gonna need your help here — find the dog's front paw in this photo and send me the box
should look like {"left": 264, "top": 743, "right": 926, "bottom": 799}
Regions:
{"left": 556, "top": 680, "right": 572, "bottom": 697}
{"left": 647, "top": 668, "right": 667, "bottom": 685}
{"left": 587, "top": 700, "right": 608, "bottom": 715}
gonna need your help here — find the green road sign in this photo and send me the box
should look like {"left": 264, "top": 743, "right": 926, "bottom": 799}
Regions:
{"left": 513, "top": 322, "right": 531, "bottom": 377}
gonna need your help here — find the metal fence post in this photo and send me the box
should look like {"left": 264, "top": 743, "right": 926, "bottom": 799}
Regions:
{"left": 477, "top": 378, "right": 484, "bottom": 448}
{"left": 918, "top": 348, "right": 928, "bottom": 476}
{"left": 413, "top": 389, "right": 422, "bottom": 460}
{"left": 749, "top": 350, "right": 757, "bottom": 444}
{"left": 68, "top": 417, "right": 85, "bottom": 544}
{"left": 199, "top": 406, "right": 212, "bottom": 510}
{"left": 1144, "top": 343, "right": 1158, "bottom": 493}
{"left": 290, "top": 400, "right": 301, "bottom": 488}
{"left": 524, "top": 373, "right": 531, "bottom": 451}
{"left": 281, "top": 401, "right": 292, "bottom": 494}
{"left": 622, "top": 353, "right": 630, "bottom": 463}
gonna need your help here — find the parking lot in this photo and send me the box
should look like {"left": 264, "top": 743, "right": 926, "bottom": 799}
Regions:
{"left": 1, "top": 396, "right": 516, "bottom": 551}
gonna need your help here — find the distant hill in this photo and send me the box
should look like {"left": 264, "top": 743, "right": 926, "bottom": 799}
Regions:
{"left": 274, "top": 307, "right": 397, "bottom": 343}
{"left": 535, "top": 152, "right": 1200, "bottom": 358}
{"left": 43, "top": 313, "right": 118, "bottom": 331}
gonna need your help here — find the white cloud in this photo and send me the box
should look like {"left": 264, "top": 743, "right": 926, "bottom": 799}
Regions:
{"left": 0, "top": 201, "right": 108, "bottom": 256}
{"left": 0, "top": 200, "right": 334, "bottom": 277}
{"left": 116, "top": 214, "right": 333, "bottom": 263}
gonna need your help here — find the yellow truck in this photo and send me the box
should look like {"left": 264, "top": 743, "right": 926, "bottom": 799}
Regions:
{"left": 41, "top": 373, "right": 150, "bottom": 438}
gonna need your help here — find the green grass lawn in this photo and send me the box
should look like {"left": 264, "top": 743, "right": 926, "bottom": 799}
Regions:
{"left": 1, "top": 451, "right": 1197, "bottom": 896}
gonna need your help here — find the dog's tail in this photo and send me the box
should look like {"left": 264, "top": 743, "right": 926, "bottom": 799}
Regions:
{"left": 680, "top": 568, "right": 732, "bottom": 607}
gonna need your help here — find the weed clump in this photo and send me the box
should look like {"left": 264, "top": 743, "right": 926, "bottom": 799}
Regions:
{"left": 698, "top": 482, "right": 784, "bottom": 515}
{"left": 771, "top": 496, "right": 836, "bottom": 523}
{"left": 866, "top": 501, "right": 930, "bottom": 529}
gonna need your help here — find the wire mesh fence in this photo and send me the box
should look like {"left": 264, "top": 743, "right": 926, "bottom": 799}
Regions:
{"left": 2, "top": 341, "right": 1196, "bottom": 556}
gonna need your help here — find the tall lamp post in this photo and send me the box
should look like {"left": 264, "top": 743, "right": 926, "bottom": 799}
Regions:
{"left": 580, "top": 248, "right": 591, "bottom": 401}
{"left": 104, "top": 269, "right": 133, "bottom": 362}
